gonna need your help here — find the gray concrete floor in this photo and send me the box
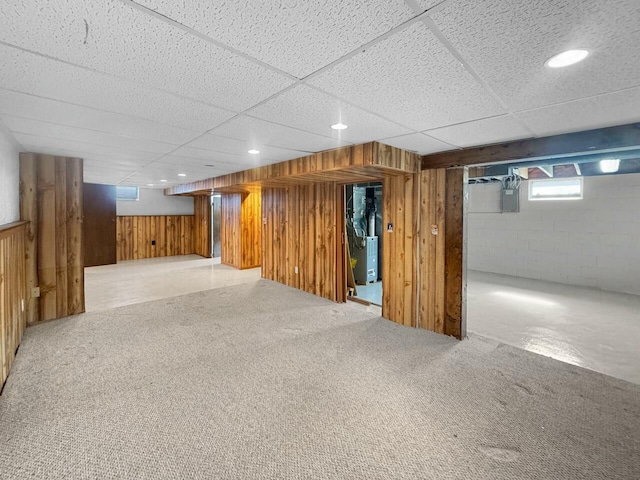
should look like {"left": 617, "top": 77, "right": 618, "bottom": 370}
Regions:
{"left": 467, "top": 270, "right": 640, "bottom": 385}
{"left": 353, "top": 280, "right": 382, "bottom": 305}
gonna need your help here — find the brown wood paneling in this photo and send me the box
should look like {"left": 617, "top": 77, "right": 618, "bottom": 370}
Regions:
{"left": 382, "top": 173, "right": 419, "bottom": 327}
{"left": 193, "top": 196, "right": 211, "bottom": 258}
{"left": 19, "top": 152, "right": 84, "bottom": 324}
{"left": 418, "top": 169, "right": 446, "bottom": 333}
{"left": 221, "top": 194, "right": 242, "bottom": 268}
{"left": 116, "top": 215, "right": 195, "bottom": 261}
{"left": 165, "top": 142, "right": 418, "bottom": 196}
{"left": 443, "top": 168, "right": 467, "bottom": 339}
{"left": 261, "top": 183, "right": 339, "bottom": 301}
{"left": 83, "top": 183, "right": 117, "bottom": 267}
{"left": 241, "top": 191, "right": 261, "bottom": 269}
{"left": 0, "top": 222, "right": 28, "bottom": 388}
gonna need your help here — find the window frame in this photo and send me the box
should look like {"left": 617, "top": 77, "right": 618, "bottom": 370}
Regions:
{"left": 116, "top": 186, "right": 139, "bottom": 201}
{"left": 527, "top": 177, "right": 584, "bottom": 202}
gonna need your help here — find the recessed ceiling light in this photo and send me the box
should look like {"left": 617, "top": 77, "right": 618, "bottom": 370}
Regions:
{"left": 545, "top": 49, "right": 589, "bottom": 68}
{"left": 160, "top": 179, "right": 167, "bottom": 182}
{"left": 331, "top": 123, "right": 348, "bottom": 130}
{"left": 599, "top": 158, "right": 620, "bottom": 173}
{"left": 248, "top": 149, "right": 260, "bottom": 154}
{"left": 178, "top": 173, "right": 186, "bottom": 177}
{"left": 147, "top": 183, "right": 154, "bottom": 187}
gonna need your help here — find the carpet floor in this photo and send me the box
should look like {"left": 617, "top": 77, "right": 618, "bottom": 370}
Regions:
{"left": 1, "top": 280, "right": 638, "bottom": 479}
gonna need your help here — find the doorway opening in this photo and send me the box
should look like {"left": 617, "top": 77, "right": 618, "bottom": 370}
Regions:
{"left": 345, "top": 182, "right": 383, "bottom": 306}
{"left": 211, "top": 194, "right": 221, "bottom": 258}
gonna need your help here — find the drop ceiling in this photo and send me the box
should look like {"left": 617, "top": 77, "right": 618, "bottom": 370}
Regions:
{"left": 0, "top": 0, "right": 638, "bottom": 188}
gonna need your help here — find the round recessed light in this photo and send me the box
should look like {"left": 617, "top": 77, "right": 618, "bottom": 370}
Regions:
{"left": 248, "top": 149, "right": 260, "bottom": 154}
{"left": 331, "top": 122, "right": 348, "bottom": 130}
{"left": 545, "top": 49, "right": 589, "bottom": 68}
{"left": 160, "top": 179, "right": 167, "bottom": 183}
{"left": 178, "top": 173, "right": 186, "bottom": 177}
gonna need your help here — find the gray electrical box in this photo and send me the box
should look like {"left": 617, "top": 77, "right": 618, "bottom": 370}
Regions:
{"left": 353, "top": 236, "right": 378, "bottom": 284}
{"left": 501, "top": 186, "right": 520, "bottom": 213}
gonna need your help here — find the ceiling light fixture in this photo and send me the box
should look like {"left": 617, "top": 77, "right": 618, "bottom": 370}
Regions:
{"left": 160, "top": 179, "right": 167, "bottom": 183}
{"left": 248, "top": 149, "right": 260, "bottom": 154}
{"left": 178, "top": 173, "right": 186, "bottom": 177}
{"left": 545, "top": 49, "right": 589, "bottom": 68}
{"left": 599, "top": 158, "right": 620, "bottom": 173}
{"left": 147, "top": 183, "right": 154, "bottom": 187}
{"left": 331, "top": 123, "right": 348, "bottom": 130}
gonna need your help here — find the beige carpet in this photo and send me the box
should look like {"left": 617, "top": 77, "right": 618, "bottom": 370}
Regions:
{"left": 1, "top": 280, "right": 638, "bottom": 479}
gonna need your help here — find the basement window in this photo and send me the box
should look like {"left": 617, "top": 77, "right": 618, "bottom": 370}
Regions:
{"left": 528, "top": 177, "right": 583, "bottom": 201}
{"left": 116, "top": 186, "right": 139, "bottom": 201}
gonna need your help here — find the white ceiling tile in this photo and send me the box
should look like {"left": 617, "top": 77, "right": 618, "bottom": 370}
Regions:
{"left": 168, "top": 146, "right": 263, "bottom": 170}
{"left": 185, "top": 134, "right": 310, "bottom": 162}
{"left": 0, "top": 44, "right": 235, "bottom": 131}
{"left": 133, "top": 0, "right": 415, "bottom": 78}
{"left": 251, "top": 85, "right": 412, "bottom": 143}
{"left": 425, "top": 115, "right": 533, "bottom": 148}
{"left": 0, "top": 90, "right": 201, "bottom": 144}
{"left": 379, "top": 132, "right": 455, "bottom": 154}
{"left": 430, "top": 0, "right": 640, "bottom": 111}
{"left": 211, "top": 115, "right": 350, "bottom": 152}
{"left": 0, "top": 0, "right": 294, "bottom": 111}
{"left": 2, "top": 115, "right": 178, "bottom": 155}
{"left": 515, "top": 87, "right": 640, "bottom": 137}
{"left": 412, "top": 0, "right": 444, "bottom": 11}
{"left": 13, "top": 133, "right": 160, "bottom": 163}
{"left": 309, "top": 22, "right": 505, "bottom": 131}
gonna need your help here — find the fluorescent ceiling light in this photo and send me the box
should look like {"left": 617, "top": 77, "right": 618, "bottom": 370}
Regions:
{"left": 599, "top": 158, "right": 620, "bottom": 173}
{"left": 248, "top": 149, "right": 260, "bottom": 154}
{"left": 178, "top": 173, "right": 186, "bottom": 177}
{"left": 331, "top": 123, "right": 348, "bottom": 130}
{"left": 545, "top": 49, "right": 589, "bottom": 68}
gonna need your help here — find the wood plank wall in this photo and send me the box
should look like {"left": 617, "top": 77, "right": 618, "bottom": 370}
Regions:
{"left": 382, "top": 174, "right": 420, "bottom": 327}
{"left": 116, "top": 216, "right": 194, "bottom": 261}
{"left": 193, "top": 196, "right": 212, "bottom": 258}
{"left": 418, "top": 168, "right": 467, "bottom": 339}
{"left": 0, "top": 222, "right": 27, "bottom": 388}
{"left": 20, "top": 153, "right": 84, "bottom": 325}
{"left": 220, "top": 194, "right": 242, "bottom": 268}
{"left": 221, "top": 191, "right": 261, "bottom": 269}
{"left": 261, "top": 184, "right": 340, "bottom": 301}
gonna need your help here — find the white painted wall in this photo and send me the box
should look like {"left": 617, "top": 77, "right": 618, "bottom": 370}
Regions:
{"left": 116, "top": 187, "right": 194, "bottom": 216}
{"left": 468, "top": 173, "right": 640, "bottom": 296}
{"left": 0, "top": 122, "right": 21, "bottom": 225}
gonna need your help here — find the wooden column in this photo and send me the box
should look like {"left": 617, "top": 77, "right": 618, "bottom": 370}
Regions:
{"left": 382, "top": 173, "right": 419, "bottom": 327}
{"left": 221, "top": 190, "right": 261, "bottom": 269}
{"left": 19, "top": 153, "right": 84, "bottom": 325}
{"left": 417, "top": 167, "right": 467, "bottom": 339}
{"left": 193, "top": 196, "right": 212, "bottom": 258}
{"left": 443, "top": 167, "right": 468, "bottom": 339}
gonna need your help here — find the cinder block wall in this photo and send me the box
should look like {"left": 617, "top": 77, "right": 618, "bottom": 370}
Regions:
{"left": 467, "top": 173, "right": 640, "bottom": 296}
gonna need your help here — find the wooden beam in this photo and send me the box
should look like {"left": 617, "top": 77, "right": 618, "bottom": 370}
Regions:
{"left": 421, "top": 122, "right": 640, "bottom": 169}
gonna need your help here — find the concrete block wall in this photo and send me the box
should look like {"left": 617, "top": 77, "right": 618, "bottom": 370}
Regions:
{"left": 468, "top": 173, "right": 640, "bottom": 296}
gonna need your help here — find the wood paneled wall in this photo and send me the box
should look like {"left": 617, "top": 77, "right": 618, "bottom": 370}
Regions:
{"left": 261, "top": 184, "right": 342, "bottom": 301}
{"left": 382, "top": 174, "right": 420, "bottom": 327}
{"left": 193, "top": 196, "right": 211, "bottom": 258}
{"left": 20, "top": 153, "right": 84, "bottom": 325}
{"left": 221, "top": 191, "right": 261, "bottom": 269}
{"left": 116, "top": 216, "right": 194, "bottom": 261}
{"left": 418, "top": 168, "right": 467, "bottom": 339}
{"left": 0, "top": 222, "right": 27, "bottom": 388}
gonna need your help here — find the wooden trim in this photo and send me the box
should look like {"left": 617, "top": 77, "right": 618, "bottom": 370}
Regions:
{"left": 165, "top": 142, "right": 420, "bottom": 196}
{"left": 0, "top": 221, "right": 28, "bottom": 240}
{"left": 421, "top": 122, "right": 640, "bottom": 169}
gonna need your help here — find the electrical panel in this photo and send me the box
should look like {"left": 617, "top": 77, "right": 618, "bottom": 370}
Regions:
{"left": 501, "top": 186, "right": 520, "bottom": 212}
